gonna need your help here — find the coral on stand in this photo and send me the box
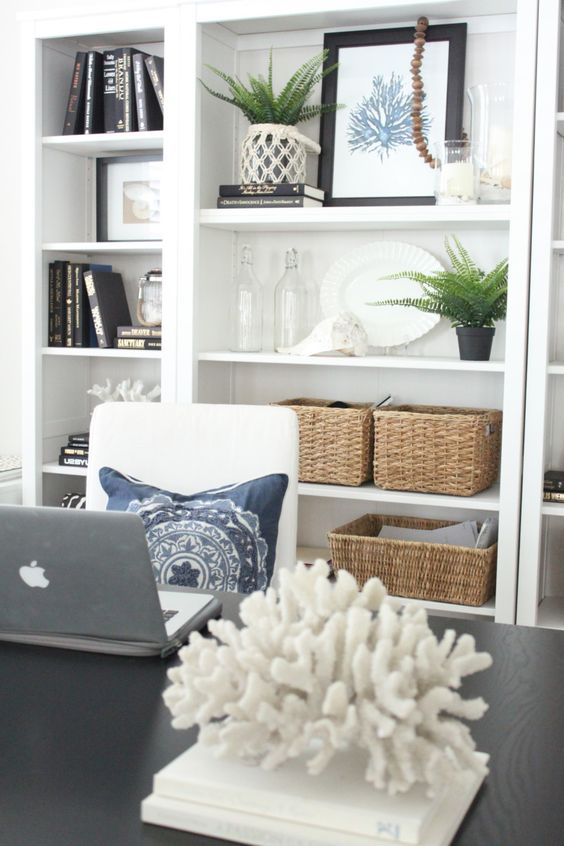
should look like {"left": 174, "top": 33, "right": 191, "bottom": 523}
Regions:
{"left": 164, "top": 562, "right": 492, "bottom": 797}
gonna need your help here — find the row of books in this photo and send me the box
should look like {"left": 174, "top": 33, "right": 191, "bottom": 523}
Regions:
{"left": 48, "top": 262, "right": 161, "bottom": 350}
{"left": 63, "top": 48, "right": 164, "bottom": 135}
{"left": 216, "top": 182, "right": 325, "bottom": 209}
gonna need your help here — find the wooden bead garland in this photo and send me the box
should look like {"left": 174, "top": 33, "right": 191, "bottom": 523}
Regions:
{"left": 412, "top": 16, "right": 435, "bottom": 168}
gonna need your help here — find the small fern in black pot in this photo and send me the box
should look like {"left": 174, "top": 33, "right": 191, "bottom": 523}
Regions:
{"left": 370, "top": 236, "right": 508, "bottom": 360}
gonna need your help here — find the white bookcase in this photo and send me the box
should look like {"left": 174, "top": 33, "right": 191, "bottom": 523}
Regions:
{"left": 518, "top": 0, "right": 564, "bottom": 630}
{"left": 21, "top": 0, "right": 538, "bottom": 624}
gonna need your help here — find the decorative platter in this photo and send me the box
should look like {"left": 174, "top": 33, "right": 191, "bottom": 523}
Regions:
{"left": 319, "top": 241, "right": 443, "bottom": 348}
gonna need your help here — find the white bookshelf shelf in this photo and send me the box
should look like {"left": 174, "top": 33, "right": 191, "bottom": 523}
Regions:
{"left": 42, "top": 131, "right": 164, "bottom": 156}
{"left": 198, "top": 351, "right": 505, "bottom": 372}
{"left": 42, "top": 463, "right": 87, "bottom": 477}
{"left": 556, "top": 112, "right": 564, "bottom": 136}
{"left": 296, "top": 548, "right": 495, "bottom": 618}
{"left": 42, "top": 242, "right": 162, "bottom": 254}
{"left": 541, "top": 501, "right": 564, "bottom": 516}
{"left": 298, "top": 482, "right": 500, "bottom": 510}
{"left": 548, "top": 362, "right": 564, "bottom": 374}
{"left": 42, "top": 347, "right": 161, "bottom": 359}
{"left": 200, "top": 205, "right": 511, "bottom": 232}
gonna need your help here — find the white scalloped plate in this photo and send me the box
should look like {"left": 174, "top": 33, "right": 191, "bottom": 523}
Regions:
{"left": 320, "top": 241, "right": 443, "bottom": 348}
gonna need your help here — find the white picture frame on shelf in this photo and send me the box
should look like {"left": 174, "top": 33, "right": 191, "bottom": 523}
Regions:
{"left": 97, "top": 155, "right": 162, "bottom": 241}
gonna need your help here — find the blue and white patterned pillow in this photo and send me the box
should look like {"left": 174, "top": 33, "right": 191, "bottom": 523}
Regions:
{"left": 99, "top": 467, "right": 288, "bottom": 593}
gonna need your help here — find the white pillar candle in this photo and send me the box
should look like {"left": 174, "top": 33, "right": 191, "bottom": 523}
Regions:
{"left": 440, "top": 161, "right": 476, "bottom": 199}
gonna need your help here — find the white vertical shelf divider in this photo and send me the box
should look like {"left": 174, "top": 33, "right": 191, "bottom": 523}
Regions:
{"left": 20, "top": 21, "right": 43, "bottom": 506}
{"left": 517, "top": 0, "right": 561, "bottom": 627}
{"left": 492, "top": 0, "right": 539, "bottom": 623}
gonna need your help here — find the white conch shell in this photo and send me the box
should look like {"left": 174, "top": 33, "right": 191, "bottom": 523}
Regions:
{"left": 280, "top": 312, "right": 368, "bottom": 356}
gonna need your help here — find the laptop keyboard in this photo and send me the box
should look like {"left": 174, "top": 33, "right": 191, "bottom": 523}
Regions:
{"left": 162, "top": 609, "right": 179, "bottom": 623}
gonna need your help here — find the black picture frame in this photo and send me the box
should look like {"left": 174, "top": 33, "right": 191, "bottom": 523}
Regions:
{"left": 318, "top": 24, "right": 467, "bottom": 206}
{"left": 96, "top": 154, "right": 163, "bottom": 241}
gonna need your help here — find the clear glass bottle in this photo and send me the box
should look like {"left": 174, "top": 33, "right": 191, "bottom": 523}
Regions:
{"left": 230, "top": 245, "right": 263, "bottom": 352}
{"left": 274, "top": 248, "right": 315, "bottom": 351}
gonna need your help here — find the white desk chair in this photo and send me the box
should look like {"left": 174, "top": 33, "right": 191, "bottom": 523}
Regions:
{"left": 85, "top": 402, "right": 299, "bottom": 584}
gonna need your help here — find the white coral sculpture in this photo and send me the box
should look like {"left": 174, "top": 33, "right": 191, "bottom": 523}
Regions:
{"left": 87, "top": 379, "right": 161, "bottom": 403}
{"left": 163, "top": 562, "right": 492, "bottom": 797}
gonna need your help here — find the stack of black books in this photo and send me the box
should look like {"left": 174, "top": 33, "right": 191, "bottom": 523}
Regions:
{"left": 62, "top": 49, "right": 164, "bottom": 135}
{"left": 217, "top": 183, "right": 324, "bottom": 209}
{"left": 59, "top": 433, "right": 90, "bottom": 469}
{"left": 543, "top": 470, "right": 564, "bottom": 502}
{"left": 114, "top": 325, "right": 162, "bottom": 351}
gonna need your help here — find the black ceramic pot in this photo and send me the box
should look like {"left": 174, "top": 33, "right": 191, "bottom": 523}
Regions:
{"left": 456, "top": 326, "right": 495, "bottom": 361}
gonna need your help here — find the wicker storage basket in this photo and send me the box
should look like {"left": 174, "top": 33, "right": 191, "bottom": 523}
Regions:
{"left": 272, "top": 398, "right": 374, "bottom": 486}
{"left": 373, "top": 404, "right": 502, "bottom": 496}
{"left": 328, "top": 513, "right": 497, "bottom": 605}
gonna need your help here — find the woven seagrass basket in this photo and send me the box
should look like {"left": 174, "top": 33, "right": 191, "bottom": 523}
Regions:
{"left": 373, "top": 405, "right": 502, "bottom": 496}
{"left": 272, "top": 398, "right": 374, "bottom": 486}
{"left": 328, "top": 513, "right": 497, "bottom": 605}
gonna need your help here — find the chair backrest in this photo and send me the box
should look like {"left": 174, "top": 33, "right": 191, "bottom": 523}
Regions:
{"left": 85, "top": 402, "right": 299, "bottom": 581}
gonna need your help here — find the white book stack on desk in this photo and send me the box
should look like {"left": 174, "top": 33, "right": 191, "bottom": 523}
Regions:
{"left": 142, "top": 742, "right": 488, "bottom": 846}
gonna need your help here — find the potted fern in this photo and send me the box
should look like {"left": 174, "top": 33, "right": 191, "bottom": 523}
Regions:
{"left": 200, "top": 50, "right": 340, "bottom": 185}
{"left": 369, "top": 236, "right": 508, "bottom": 361}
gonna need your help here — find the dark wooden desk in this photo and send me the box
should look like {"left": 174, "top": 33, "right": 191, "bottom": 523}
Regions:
{"left": 1, "top": 595, "right": 563, "bottom": 846}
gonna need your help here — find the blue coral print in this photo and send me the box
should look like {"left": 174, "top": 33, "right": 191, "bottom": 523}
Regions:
{"left": 347, "top": 72, "right": 431, "bottom": 161}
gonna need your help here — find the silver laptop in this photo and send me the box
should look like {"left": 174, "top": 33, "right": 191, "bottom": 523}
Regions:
{"left": 0, "top": 505, "right": 222, "bottom": 657}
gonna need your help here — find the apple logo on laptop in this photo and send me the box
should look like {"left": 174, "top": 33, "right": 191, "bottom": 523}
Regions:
{"left": 19, "top": 560, "right": 50, "bottom": 589}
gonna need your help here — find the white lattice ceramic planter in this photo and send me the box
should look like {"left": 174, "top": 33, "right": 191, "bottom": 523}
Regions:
{"left": 240, "top": 123, "right": 321, "bottom": 184}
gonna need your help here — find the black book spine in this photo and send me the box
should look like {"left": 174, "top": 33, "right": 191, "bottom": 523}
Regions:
{"left": 133, "top": 52, "right": 163, "bottom": 131}
{"left": 59, "top": 455, "right": 89, "bottom": 468}
{"left": 219, "top": 183, "right": 323, "bottom": 199}
{"left": 52, "top": 261, "right": 65, "bottom": 347}
{"left": 65, "top": 263, "right": 74, "bottom": 347}
{"left": 61, "top": 446, "right": 90, "bottom": 457}
{"left": 103, "top": 50, "right": 117, "bottom": 133}
{"left": 83, "top": 270, "right": 108, "bottom": 347}
{"left": 145, "top": 55, "right": 164, "bottom": 113}
{"left": 68, "top": 433, "right": 90, "bottom": 445}
{"left": 132, "top": 53, "right": 148, "bottom": 131}
{"left": 62, "top": 52, "right": 87, "bottom": 135}
{"left": 48, "top": 263, "right": 55, "bottom": 346}
{"left": 72, "top": 263, "right": 89, "bottom": 347}
{"left": 84, "top": 51, "right": 104, "bottom": 134}
{"left": 217, "top": 196, "right": 319, "bottom": 208}
{"left": 117, "top": 325, "right": 162, "bottom": 338}
{"left": 113, "top": 337, "right": 162, "bottom": 350}
{"left": 114, "top": 48, "right": 137, "bottom": 132}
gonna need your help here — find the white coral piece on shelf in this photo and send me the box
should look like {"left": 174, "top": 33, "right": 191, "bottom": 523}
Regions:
{"left": 279, "top": 312, "right": 369, "bottom": 356}
{"left": 87, "top": 379, "right": 161, "bottom": 403}
{"left": 87, "top": 378, "right": 121, "bottom": 403}
{"left": 163, "top": 562, "right": 492, "bottom": 796}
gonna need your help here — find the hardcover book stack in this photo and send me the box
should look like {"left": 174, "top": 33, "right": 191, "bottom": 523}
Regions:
{"left": 59, "top": 433, "right": 90, "bottom": 469}
{"left": 543, "top": 470, "right": 564, "bottom": 502}
{"left": 217, "top": 183, "right": 324, "bottom": 209}
{"left": 114, "top": 325, "right": 162, "bottom": 351}
{"left": 62, "top": 49, "right": 164, "bottom": 135}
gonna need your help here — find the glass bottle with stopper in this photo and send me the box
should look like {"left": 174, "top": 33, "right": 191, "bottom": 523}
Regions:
{"left": 274, "top": 247, "right": 316, "bottom": 352}
{"left": 230, "top": 244, "right": 263, "bottom": 352}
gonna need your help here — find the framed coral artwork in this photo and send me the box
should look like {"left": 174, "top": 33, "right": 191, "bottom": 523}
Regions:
{"left": 318, "top": 24, "right": 467, "bottom": 205}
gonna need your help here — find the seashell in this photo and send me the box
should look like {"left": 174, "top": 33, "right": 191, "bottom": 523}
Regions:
{"left": 280, "top": 312, "right": 368, "bottom": 356}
